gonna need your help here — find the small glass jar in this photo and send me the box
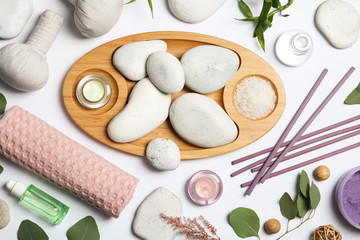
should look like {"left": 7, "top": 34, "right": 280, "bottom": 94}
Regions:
{"left": 76, "top": 74, "right": 112, "bottom": 109}
{"left": 187, "top": 170, "right": 223, "bottom": 205}
{"left": 275, "top": 31, "right": 313, "bottom": 67}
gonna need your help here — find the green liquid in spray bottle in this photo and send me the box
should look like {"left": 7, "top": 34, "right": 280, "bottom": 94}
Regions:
{"left": 6, "top": 180, "right": 69, "bottom": 224}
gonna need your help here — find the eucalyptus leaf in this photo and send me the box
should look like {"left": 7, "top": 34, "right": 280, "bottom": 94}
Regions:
{"left": 345, "top": 82, "right": 360, "bottom": 104}
{"left": 0, "top": 165, "right": 3, "bottom": 175}
{"left": 279, "top": 192, "right": 297, "bottom": 220}
{"left": 296, "top": 192, "right": 309, "bottom": 218}
{"left": 309, "top": 182, "right": 321, "bottom": 209}
{"left": 229, "top": 207, "right": 260, "bottom": 238}
{"left": 299, "top": 170, "right": 310, "bottom": 198}
{"left": 239, "top": 0, "right": 253, "bottom": 18}
{"left": 67, "top": 216, "right": 100, "bottom": 240}
{"left": 17, "top": 220, "right": 49, "bottom": 240}
{"left": 0, "top": 93, "right": 6, "bottom": 115}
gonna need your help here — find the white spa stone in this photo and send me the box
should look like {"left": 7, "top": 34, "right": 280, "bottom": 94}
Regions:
{"left": 133, "top": 187, "right": 182, "bottom": 240}
{"left": 168, "top": 0, "right": 226, "bottom": 23}
{"left": 181, "top": 45, "right": 240, "bottom": 94}
{"left": 0, "top": 199, "right": 10, "bottom": 229}
{"left": 147, "top": 51, "right": 185, "bottom": 94}
{"left": 0, "top": 0, "right": 33, "bottom": 39}
{"left": 113, "top": 40, "right": 167, "bottom": 81}
{"left": 169, "top": 93, "right": 238, "bottom": 148}
{"left": 146, "top": 138, "right": 181, "bottom": 170}
{"left": 107, "top": 78, "right": 171, "bottom": 143}
{"left": 316, "top": 0, "right": 360, "bottom": 49}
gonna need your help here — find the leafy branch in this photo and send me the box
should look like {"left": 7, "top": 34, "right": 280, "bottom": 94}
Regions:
{"left": 236, "top": 0, "right": 294, "bottom": 51}
{"left": 228, "top": 170, "right": 320, "bottom": 240}
{"left": 277, "top": 170, "right": 320, "bottom": 239}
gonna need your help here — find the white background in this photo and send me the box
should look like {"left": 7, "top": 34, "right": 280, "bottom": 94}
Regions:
{"left": 1, "top": 0, "right": 360, "bottom": 239}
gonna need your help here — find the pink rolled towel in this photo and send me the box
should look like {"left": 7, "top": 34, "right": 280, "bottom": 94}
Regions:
{"left": 0, "top": 106, "right": 138, "bottom": 218}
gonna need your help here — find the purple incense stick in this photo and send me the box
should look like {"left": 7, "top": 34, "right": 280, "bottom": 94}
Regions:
{"left": 245, "top": 69, "right": 329, "bottom": 196}
{"left": 259, "top": 67, "right": 355, "bottom": 185}
{"left": 241, "top": 142, "right": 360, "bottom": 188}
{"left": 251, "top": 128, "right": 360, "bottom": 172}
{"left": 231, "top": 114, "right": 360, "bottom": 165}
{"left": 231, "top": 123, "right": 360, "bottom": 177}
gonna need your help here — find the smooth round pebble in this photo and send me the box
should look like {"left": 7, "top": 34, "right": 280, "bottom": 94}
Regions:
{"left": 133, "top": 187, "right": 182, "bottom": 240}
{"left": 168, "top": 0, "right": 226, "bottom": 23}
{"left": 170, "top": 93, "right": 238, "bottom": 148}
{"left": 107, "top": 78, "right": 171, "bottom": 143}
{"left": 147, "top": 51, "right": 185, "bottom": 94}
{"left": 146, "top": 138, "right": 181, "bottom": 171}
{"left": 181, "top": 45, "right": 240, "bottom": 94}
{"left": 112, "top": 40, "right": 167, "bottom": 81}
{"left": 316, "top": 0, "right": 360, "bottom": 49}
{"left": 0, "top": 199, "right": 10, "bottom": 229}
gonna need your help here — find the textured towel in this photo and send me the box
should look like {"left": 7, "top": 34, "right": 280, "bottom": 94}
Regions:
{"left": 0, "top": 106, "right": 138, "bottom": 218}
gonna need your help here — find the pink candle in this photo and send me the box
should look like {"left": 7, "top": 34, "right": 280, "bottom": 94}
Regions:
{"left": 187, "top": 170, "right": 223, "bottom": 205}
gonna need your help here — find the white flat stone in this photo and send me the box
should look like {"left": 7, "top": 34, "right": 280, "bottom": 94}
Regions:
{"left": 316, "top": 0, "right": 360, "bottom": 49}
{"left": 113, "top": 40, "right": 167, "bottom": 81}
{"left": 168, "top": 0, "right": 226, "bottom": 23}
{"left": 0, "top": 199, "right": 10, "bottom": 229}
{"left": 107, "top": 78, "right": 171, "bottom": 143}
{"left": 147, "top": 51, "right": 185, "bottom": 94}
{"left": 146, "top": 138, "right": 181, "bottom": 170}
{"left": 169, "top": 93, "right": 238, "bottom": 148}
{"left": 181, "top": 45, "right": 240, "bottom": 94}
{"left": 133, "top": 187, "right": 182, "bottom": 240}
{"left": 0, "top": 0, "right": 33, "bottom": 39}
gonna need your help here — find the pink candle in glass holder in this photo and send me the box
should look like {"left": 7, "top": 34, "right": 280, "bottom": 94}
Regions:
{"left": 187, "top": 170, "right": 223, "bottom": 205}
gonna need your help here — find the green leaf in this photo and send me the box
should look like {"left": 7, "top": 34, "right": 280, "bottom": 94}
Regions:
{"left": 345, "top": 83, "right": 360, "bottom": 104}
{"left": 256, "top": 24, "right": 265, "bottom": 51}
{"left": 239, "top": 0, "right": 253, "bottom": 18}
{"left": 272, "top": 0, "right": 280, "bottom": 8}
{"left": 17, "top": 220, "right": 49, "bottom": 240}
{"left": 124, "top": 0, "right": 136, "bottom": 4}
{"left": 296, "top": 192, "right": 309, "bottom": 218}
{"left": 147, "top": 0, "right": 154, "bottom": 18}
{"left": 309, "top": 182, "right": 321, "bottom": 209}
{"left": 0, "top": 165, "right": 3, "bottom": 175}
{"left": 279, "top": 192, "right": 298, "bottom": 220}
{"left": 261, "top": 18, "right": 272, "bottom": 33}
{"left": 67, "top": 216, "right": 100, "bottom": 240}
{"left": 299, "top": 170, "right": 310, "bottom": 198}
{"left": 0, "top": 93, "right": 6, "bottom": 115}
{"left": 259, "top": 0, "right": 272, "bottom": 21}
{"left": 229, "top": 207, "right": 260, "bottom": 238}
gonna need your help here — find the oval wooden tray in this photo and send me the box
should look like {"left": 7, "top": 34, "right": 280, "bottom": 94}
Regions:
{"left": 63, "top": 31, "right": 286, "bottom": 160}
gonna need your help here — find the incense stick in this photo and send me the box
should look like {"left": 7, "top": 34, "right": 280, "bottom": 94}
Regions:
{"left": 251, "top": 128, "right": 360, "bottom": 172}
{"left": 231, "top": 115, "right": 360, "bottom": 165}
{"left": 241, "top": 142, "right": 360, "bottom": 188}
{"left": 259, "top": 67, "right": 355, "bottom": 185}
{"left": 245, "top": 69, "right": 328, "bottom": 196}
{"left": 230, "top": 122, "right": 360, "bottom": 177}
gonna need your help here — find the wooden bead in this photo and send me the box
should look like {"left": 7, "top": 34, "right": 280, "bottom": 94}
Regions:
{"left": 265, "top": 218, "right": 281, "bottom": 234}
{"left": 314, "top": 165, "right": 330, "bottom": 181}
